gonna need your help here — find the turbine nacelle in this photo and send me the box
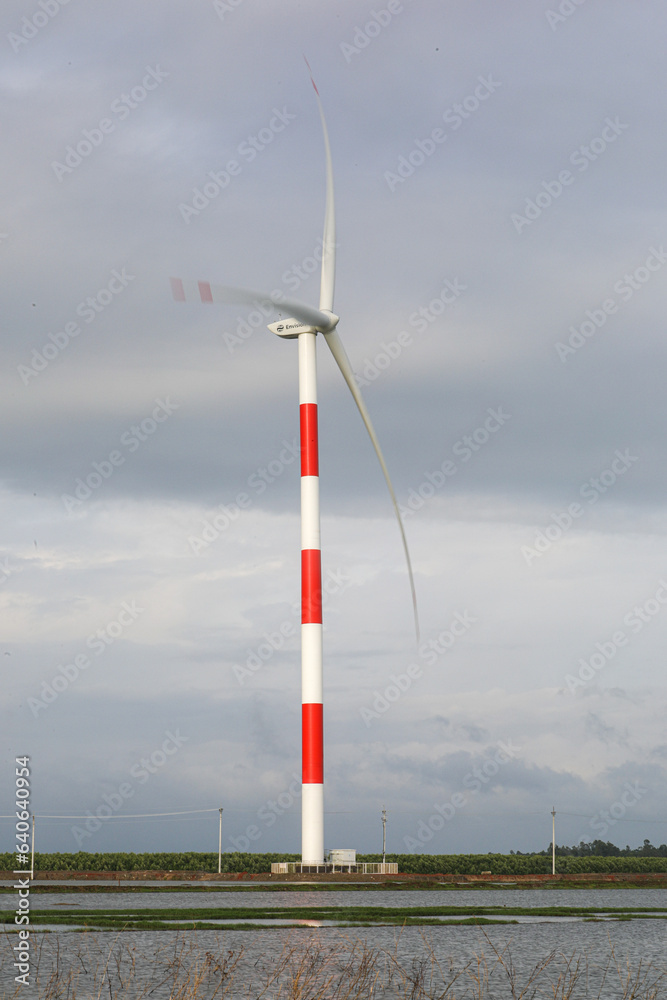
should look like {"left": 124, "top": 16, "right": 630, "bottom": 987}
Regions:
{"left": 268, "top": 311, "right": 339, "bottom": 339}
{"left": 268, "top": 319, "right": 314, "bottom": 339}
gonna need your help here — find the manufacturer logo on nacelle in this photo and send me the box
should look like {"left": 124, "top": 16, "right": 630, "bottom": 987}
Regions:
{"left": 268, "top": 318, "right": 317, "bottom": 339}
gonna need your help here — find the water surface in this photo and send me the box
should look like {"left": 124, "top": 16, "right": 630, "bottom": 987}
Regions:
{"left": 2, "top": 886, "right": 665, "bottom": 910}
{"left": 2, "top": 923, "right": 665, "bottom": 999}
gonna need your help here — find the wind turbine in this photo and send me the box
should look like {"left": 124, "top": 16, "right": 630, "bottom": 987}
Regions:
{"left": 171, "top": 69, "right": 418, "bottom": 865}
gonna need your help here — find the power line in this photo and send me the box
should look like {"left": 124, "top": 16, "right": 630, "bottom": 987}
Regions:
{"left": 1, "top": 808, "right": 663, "bottom": 823}
{"left": 0, "top": 808, "right": 218, "bottom": 820}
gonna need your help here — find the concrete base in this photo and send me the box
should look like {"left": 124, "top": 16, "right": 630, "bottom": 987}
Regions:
{"left": 271, "top": 862, "right": 398, "bottom": 874}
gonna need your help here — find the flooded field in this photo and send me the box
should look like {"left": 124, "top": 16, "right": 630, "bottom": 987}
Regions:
{"left": 2, "top": 886, "right": 666, "bottom": 997}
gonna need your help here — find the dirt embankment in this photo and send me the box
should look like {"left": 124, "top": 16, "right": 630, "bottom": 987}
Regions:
{"left": 4, "top": 870, "right": 667, "bottom": 887}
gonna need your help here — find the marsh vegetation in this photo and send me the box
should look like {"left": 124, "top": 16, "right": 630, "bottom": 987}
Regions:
{"left": 2, "top": 930, "right": 666, "bottom": 999}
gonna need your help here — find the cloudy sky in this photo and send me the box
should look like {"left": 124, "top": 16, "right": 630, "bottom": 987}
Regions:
{"left": 2, "top": 0, "right": 666, "bottom": 859}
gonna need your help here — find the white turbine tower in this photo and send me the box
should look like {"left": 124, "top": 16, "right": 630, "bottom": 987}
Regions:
{"left": 171, "top": 69, "right": 418, "bottom": 865}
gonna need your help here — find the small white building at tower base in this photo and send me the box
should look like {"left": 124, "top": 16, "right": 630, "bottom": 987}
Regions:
{"left": 271, "top": 849, "right": 398, "bottom": 874}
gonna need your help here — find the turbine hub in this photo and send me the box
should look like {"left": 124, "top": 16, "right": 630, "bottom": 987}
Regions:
{"left": 319, "top": 310, "right": 340, "bottom": 331}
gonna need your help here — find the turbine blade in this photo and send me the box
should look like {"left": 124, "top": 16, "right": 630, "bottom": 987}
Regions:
{"left": 170, "top": 278, "right": 337, "bottom": 331}
{"left": 305, "top": 59, "right": 336, "bottom": 313}
{"left": 322, "top": 327, "right": 420, "bottom": 642}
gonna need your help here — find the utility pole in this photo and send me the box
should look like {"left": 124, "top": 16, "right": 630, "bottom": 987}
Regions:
{"left": 381, "top": 806, "right": 387, "bottom": 865}
{"left": 218, "top": 807, "right": 223, "bottom": 875}
{"left": 551, "top": 807, "right": 556, "bottom": 876}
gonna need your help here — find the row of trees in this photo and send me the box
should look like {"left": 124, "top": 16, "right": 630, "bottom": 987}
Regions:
{"left": 531, "top": 839, "right": 667, "bottom": 857}
{"left": 2, "top": 848, "right": 667, "bottom": 874}
{"left": 381, "top": 854, "right": 667, "bottom": 875}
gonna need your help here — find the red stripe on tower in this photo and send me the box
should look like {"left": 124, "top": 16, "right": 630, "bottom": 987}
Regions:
{"left": 300, "top": 403, "right": 319, "bottom": 476}
{"left": 301, "top": 549, "right": 322, "bottom": 623}
{"left": 302, "top": 703, "right": 323, "bottom": 783}
{"left": 198, "top": 281, "right": 213, "bottom": 303}
{"left": 170, "top": 277, "right": 185, "bottom": 301}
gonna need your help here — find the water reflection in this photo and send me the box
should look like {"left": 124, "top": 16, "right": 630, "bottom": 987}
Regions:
{"left": 2, "top": 886, "right": 666, "bottom": 911}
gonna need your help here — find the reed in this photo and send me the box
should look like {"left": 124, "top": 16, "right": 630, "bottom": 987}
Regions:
{"left": 1, "top": 929, "right": 665, "bottom": 999}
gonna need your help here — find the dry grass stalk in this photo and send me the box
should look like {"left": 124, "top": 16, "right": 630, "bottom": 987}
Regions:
{"left": 1, "top": 928, "right": 666, "bottom": 999}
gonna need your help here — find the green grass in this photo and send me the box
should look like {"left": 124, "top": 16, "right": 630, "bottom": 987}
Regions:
{"left": 4, "top": 902, "right": 666, "bottom": 931}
